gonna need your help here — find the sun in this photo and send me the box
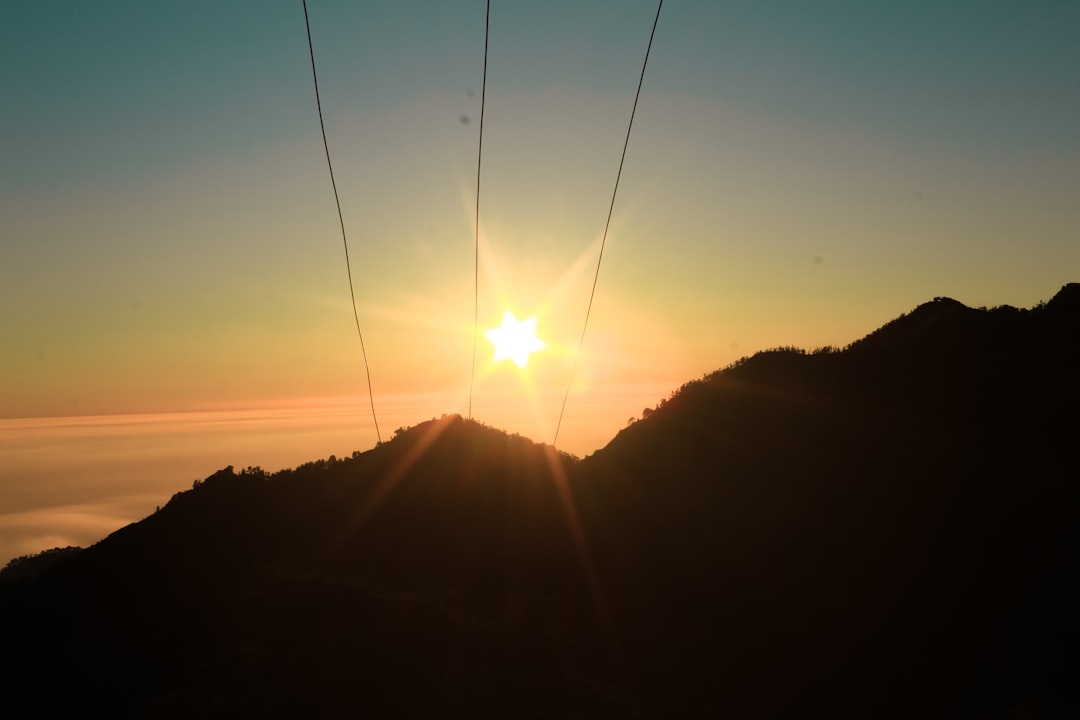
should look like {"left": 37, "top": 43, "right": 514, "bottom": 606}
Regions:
{"left": 485, "top": 311, "right": 545, "bottom": 367}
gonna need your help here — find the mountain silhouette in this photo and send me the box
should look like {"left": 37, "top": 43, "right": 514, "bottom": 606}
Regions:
{"left": 2, "top": 285, "right": 1077, "bottom": 718}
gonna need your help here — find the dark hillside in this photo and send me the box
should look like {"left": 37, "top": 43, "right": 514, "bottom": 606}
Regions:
{"left": 2, "top": 418, "right": 613, "bottom": 717}
{"left": 2, "top": 285, "right": 1077, "bottom": 718}
{"left": 582, "top": 284, "right": 1079, "bottom": 715}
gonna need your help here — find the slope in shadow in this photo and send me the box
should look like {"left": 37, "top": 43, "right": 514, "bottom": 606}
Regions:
{"left": 2, "top": 285, "right": 1077, "bottom": 718}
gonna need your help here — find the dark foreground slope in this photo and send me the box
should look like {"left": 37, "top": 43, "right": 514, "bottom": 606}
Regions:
{"left": 2, "top": 286, "right": 1078, "bottom": 718}
{"left": 579, "top": 286, "right": 1079, "bottom": 717}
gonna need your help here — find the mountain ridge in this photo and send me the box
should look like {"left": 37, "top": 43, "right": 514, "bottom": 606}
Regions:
{"left": 2, "top": 285, "right": 1077, "bottom": 717}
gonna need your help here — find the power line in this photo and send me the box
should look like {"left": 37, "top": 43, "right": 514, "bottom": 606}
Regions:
{"left": 553, "top": 0, "right": 663, "bottom": 448}
{"left": 302, "top": 0, "right": 382, "bottom": 444}
{"left": 468, "top": 0, "right": 491, "bottom": 420}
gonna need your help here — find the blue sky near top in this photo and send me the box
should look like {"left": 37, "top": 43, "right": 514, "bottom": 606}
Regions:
{"left": 2, "top": 1, "right": 1079, "bottom": 441}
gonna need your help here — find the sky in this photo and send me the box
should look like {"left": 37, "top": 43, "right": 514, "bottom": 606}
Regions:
{"left": 3, "top": 0, "right": 1080, "bottom": 458}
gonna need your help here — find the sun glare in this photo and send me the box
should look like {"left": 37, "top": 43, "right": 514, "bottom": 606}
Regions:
{"left": 485, "top": 311, "right": 545, "bottom": 368}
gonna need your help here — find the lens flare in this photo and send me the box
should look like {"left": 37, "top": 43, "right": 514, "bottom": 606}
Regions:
{"left": 485, "top": 311, "right": 546, "bottom": 367}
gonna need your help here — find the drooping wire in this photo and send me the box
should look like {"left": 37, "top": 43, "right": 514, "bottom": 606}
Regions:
{"left": 468, "top": 0, "right": 491, "bottom": 420}
{"left": 553, "top": 0, "right": 663, "bottom": 447}
{"left": 302, "top": 0, "right": 382, "bottom": 444}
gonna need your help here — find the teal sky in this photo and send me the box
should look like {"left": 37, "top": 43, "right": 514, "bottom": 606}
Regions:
{"left": 2, "top": 1, "right": 1079, "bottom": 449}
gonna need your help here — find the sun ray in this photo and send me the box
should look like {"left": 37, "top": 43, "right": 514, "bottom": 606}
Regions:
{"left": 331, "top": 416, "right": 455, "bottom": 544}
{"left": 540, "top": 445, "right": 623, "bottom": 671}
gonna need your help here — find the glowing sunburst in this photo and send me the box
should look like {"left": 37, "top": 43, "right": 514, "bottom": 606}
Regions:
{"left": 485, "top": 311, "right": 545, "bottom": 367}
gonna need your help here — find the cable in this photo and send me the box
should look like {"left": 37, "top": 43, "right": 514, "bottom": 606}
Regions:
{"left": 553, "top": 0, "right": 663, "bottom": 447}
{"left": 302, "top": 0, "right": 382, "bottom": 444}
{"left": 468, "top": 0, "right": 491, "bottom": 420}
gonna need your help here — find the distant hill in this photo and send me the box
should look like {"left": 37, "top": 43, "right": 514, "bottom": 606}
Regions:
{"left": 2, "top": 285, "right": 1077, "bottom": 718}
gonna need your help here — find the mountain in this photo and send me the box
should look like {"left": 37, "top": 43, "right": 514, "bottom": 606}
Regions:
{"left": 3, "top": 285, "right": 1077, "bottom": 718}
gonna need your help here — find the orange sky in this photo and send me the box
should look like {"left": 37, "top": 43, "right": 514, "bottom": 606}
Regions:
{"left": 3, "top": 1, "right": 1079, "bottom": 456}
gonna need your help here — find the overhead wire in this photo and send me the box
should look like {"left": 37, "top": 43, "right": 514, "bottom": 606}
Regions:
{"left": 553, "top": 0, "right": 664, "bottom": 448}
{"left": 302, "top": 0, "right": 382, "bottom": 444}
{"left": 468, "top": 0, "right": 491, "bottom": 420}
